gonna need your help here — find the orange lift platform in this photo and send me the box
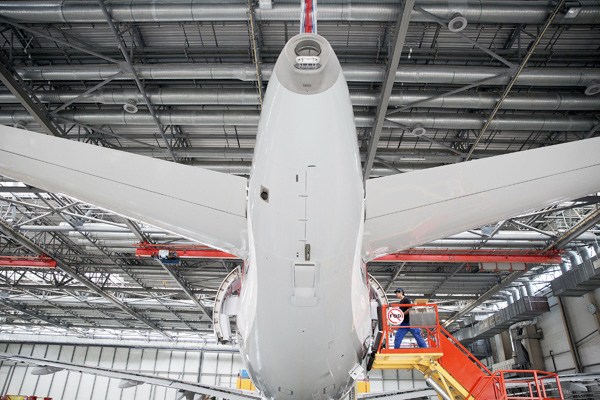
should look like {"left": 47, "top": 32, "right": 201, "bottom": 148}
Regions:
{"left": 369, "top": 304, "right": 564, "bottom": 400}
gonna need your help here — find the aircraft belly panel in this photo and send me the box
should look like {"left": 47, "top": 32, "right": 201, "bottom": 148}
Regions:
{"left": 240, "top": 34, "right": 370, "bottom": 400}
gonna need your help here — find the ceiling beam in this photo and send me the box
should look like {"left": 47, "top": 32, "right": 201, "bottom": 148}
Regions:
{"left": 362, "top": 0, "right": 415, "bottom": 181}
{"left": 0, "top": 297, "right": 81, "bottom": 334}
{"left": 97, "top": 0, "right": 177, "bottom": 162}
{"left": 247, "top": 0, "right": 265, "bottom": 107}
{"left": 442, "top": 270, "right": 525, "bottom": 327}
{"left": 0, "top": 218, "right": 170, "bottom": 339}
{"left": 547, "top": 207, "right": 600, "bottom": 250}
{"left": 465, "top": 0, "right": 566, "bottom": 161}
{"left": 0, "top": 53, "right": 64, "bottom": 137}
{"left": 125, "top": 220, "right": 212, "bottom": 320}
{"left": 157, "top": 260, "right": 212, "bottom": 320}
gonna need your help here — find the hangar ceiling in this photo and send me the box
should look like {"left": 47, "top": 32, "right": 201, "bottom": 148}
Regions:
{"left": 0, "top": 0, "right": 599, "bottom": 342}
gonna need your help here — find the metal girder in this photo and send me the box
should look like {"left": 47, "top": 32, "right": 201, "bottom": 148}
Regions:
{"left": 0, "top": 218, "right": 169, "bottom": 338}
{"left": 0, "top": 187, "right": 44, "bottom": 193}
{"left": 126, "top": 222, "right": 212, "bottom": 321}
{"left": 0, "top": 255, "right": 56, "bottom": 268}
{"left": 124, "top": 219, "right": 149, "bottom": 243}
{"left": 0, "top": 16, "right": 119, "bottom": 63}
{"left": 247, "top": 0, "right": 265, "bottom": 106}
{"left": 96, "top": 0, "right": 177, "bottom": 162}
{"left": 503, "top": 25, "right": 524, "bottom": 50}
{"left": 384, "top": 262, "right": 406, "bottom": 292}
{"left": 0, "top": 284, "right": 202, "bottom": 295}
{"left": 0, "top": 297, "right": 80, "bottom": 334}
{"left": 465, "top": 0, "right": 566, "bottom": 161}
{"left": 1, "top": 321, "right": 208, "bottom": 334}
{"left": 374, "top": 250, "right": 562, "bottom": 264}
{"left": 362, "top": 0, "right": 415, "bottom": 181}
{"left": 547, "top": 207, "right": 600, "bottom": 250}
{"left": 136, "top": 244, "right": 239, "bottom": 260}
{"left": 442, "top": 270, "right": 525, "bottom": 327}
{"left": 0, "top": 53, "right": 64, "bottom": 137}
{"left": 415, "top": 6, "right": 515, "bottom": 69}
{"left": 53, "top": 73, "right": 122, "bottom": 113}
{"left": 156, "top": 260, "right": 212, "bottom": 320}
{"left": 426, "top": 264, "right": 465, "bottom": 299}
{"left": 385, "top": 72, "right": 510, "bottom": 116}
{"left": 32, "top": 195, "right": 196, "bottom": 333}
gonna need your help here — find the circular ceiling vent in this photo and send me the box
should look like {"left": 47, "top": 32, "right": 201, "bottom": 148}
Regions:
{"left": 123, "top": 99, "right": 138, "bottom": 114}
{"left": 448, "top": 13, "right": 468, "bottom": 33}
{"left": 411, "top": 124, "right": 427, "bottom": 137}
{"left": 584, "top": 81, "right": 600, "bottom": 96}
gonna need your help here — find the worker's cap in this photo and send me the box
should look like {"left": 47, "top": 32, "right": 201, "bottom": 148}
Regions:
{"left": 394, "top": 288, "right": 405, "bottom": 294}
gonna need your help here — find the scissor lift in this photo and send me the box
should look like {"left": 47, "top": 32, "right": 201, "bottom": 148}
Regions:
{"left": 369, "top": 304, "right": 564, "bottom": 400}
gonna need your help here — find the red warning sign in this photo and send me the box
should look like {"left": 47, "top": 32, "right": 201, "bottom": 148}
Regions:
{"left": 386, "top": 307, "right": 404, "bottom": 326}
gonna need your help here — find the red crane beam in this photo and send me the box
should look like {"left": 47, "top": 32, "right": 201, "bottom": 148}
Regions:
{"left": 134, "top": 243, "right": 562, "bottom": 264}
{"left": 0, "top": 255, "right": 57, "bottom": 268}
{"left": 373, "top": 249, "right": 562, "bottom": 264}
{"left": 135, "top": 243, "right": 238, "bottom": 259}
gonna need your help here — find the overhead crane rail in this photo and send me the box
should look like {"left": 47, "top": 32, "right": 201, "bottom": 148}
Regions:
{"left": 134, "top": 243, "right": 563, "bottom": 265}
{"left": 370, "top": 304, "right": 563, "bottom": 400}
{"left": 0, "top": 255, "right": 56, "bottom": 268}
{"left": 374, "top": 249, "right": 563, "bottom": 264}
{"left": 135, "top": 242, "right": 239, "bottom": 260}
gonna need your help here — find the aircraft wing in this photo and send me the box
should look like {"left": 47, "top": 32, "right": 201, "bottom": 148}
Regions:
{"left": 0, "top": 125, "right": 248, "bottom": 257}
{"left": 363, "top": 137, "right": 600, "bottom": 261}
{"left": 0, "top": 352, "right": 261, "bottom": 400}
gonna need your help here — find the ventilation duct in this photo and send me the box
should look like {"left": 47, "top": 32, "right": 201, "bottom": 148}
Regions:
{"left": 1, "top": 2, "right": 599, "bottom": 24}
{"left": 551, "top": 252, "right": 600, "bottom": 296}
{"left": 453, "top": 296, "right": 550, "bottom": 344}
{"left": 2, "top": 89, "right": 598, "bottom": 110}
{"left": 16, "top": 65, "right": 600, "bottom": 88}
{"left": 519, "top": 285, "right": 528, "bottom": 298}
{"left": 1, "top": 110, "right": 597, "bottom": 131}
{"left": 505, "top": 292, "right": 514, "bottom": 305}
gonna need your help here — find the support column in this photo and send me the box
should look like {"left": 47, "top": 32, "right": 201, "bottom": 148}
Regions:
{"left": 500, "top": 331, "right": 513, "bottom": 363}
{"left": 557, "top": 298, "right": 583, "bottom": 373}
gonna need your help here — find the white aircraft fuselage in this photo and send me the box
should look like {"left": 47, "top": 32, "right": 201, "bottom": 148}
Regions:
{"left": 238, "top": 34, "right": 372, "bottom": 400}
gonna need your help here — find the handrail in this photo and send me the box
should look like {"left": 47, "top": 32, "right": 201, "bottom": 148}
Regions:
{"left": 439, "top": 325, "right": 493, "bottom": 376}
{"left": 373, "top": 304, "right": 564, "bottom": 399}
{"left": 377, "top": 303, "right": 441, "bottom": 353}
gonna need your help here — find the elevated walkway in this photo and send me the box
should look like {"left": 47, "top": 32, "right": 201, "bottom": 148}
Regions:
{"left": 369, "top": 304, "right": 564, "bottom": 400}
{"left": 453, "top": 296, "right": 550, "bottom": 344}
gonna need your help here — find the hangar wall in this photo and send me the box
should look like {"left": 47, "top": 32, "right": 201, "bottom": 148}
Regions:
{"left": 0, "top": 342, "right": 430, "bottom": 399}
{"left": 0, "top": 343, "right": 242, "bottom": 400}
{"left": 536, "top": 288, "right": 600, "bottom": 374}
{"left": 489, "top": 287, "right": 600, "bottom": 375}
{"left": 1, "top": 290, "right": 597, "bottom": 399}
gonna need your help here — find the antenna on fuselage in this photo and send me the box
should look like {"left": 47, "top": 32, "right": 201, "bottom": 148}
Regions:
{"left": 300, "top": 0, "right": 317, "bottom": 34}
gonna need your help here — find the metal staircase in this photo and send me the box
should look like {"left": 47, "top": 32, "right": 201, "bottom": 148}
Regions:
{"left": 369, "top": 304, "right": 564, "bottom": 400}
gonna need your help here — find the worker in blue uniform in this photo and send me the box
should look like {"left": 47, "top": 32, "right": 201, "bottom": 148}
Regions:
{"left": 393, "top": 288, "right": 427, "bottom": 349}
